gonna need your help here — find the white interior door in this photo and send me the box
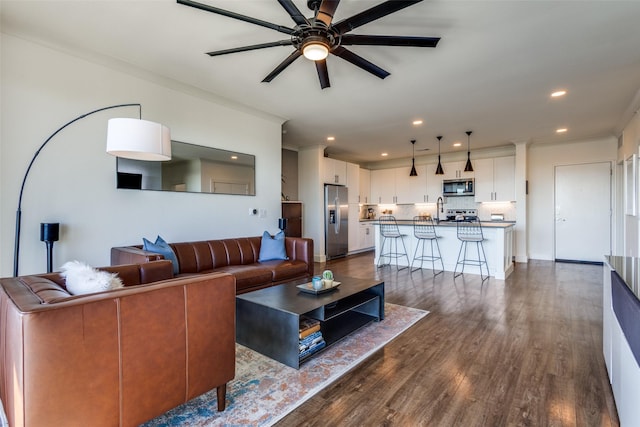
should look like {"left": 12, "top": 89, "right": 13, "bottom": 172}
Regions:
{"left": 555, "top": 162, "right": 611, "bottom": 262}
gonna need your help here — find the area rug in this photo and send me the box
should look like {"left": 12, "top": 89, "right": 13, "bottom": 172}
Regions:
{"left": 142, "top": 303, "right": 428, "bottom": 427}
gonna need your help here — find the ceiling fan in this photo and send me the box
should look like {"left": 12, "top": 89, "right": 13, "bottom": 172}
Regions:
{"left": 177, "top": 0, "right": 440, "bottom": 89}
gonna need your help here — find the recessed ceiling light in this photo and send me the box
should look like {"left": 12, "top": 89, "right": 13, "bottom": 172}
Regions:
{"left": 551, "top": 90, "right": 567, "bottom": 98}
{"left": 231, "top": 155, "right": 238, "bottom": 160}
{"left": 453, "top": 142, "right": 462, "bottom": 147}
{"left": 556, "top": 128, "right": 568, "bottom": 133}
{"left": 413, "top": 120, "right": 423, "bottom": 126}
{"left": 381, "top": 152, "right": 388, "bottom": 157}
{"left": 327, "top": 136, "right": 335, "bottom": 141}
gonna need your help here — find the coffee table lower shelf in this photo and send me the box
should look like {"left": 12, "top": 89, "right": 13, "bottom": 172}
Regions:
{"left": 236, "top": 279, "right": 384, "bottom": 369}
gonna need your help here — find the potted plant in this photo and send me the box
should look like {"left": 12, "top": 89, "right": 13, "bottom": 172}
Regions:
{"left": 322, "top": 270, "right": 334, "bottom": 287}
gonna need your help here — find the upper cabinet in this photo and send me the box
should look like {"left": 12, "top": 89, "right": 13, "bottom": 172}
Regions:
{"left": 370, "top": 168, "right": 397, "bottom": 204}
{"left": 425, "top": 163, "right": 443, "bottom": 203}
{"left": 322, "top": 157, "right": 347, "bottom": 185}
{"left": 370, "top": 166, "right": 427, "bottom": 204}
{"left": 346, "top": 162, "right": 360, "bottom": 204}
{"left": 395, "top": 165, "right": 427, "bottom": 204}
{"left": 474, "top": 156, "right": 515, "bottom": 202}
{"left": 442, "top": 161, "right": 474, "bottom": 180}
{"left": 359, "top": 168, "right": 371, "bottom": 204}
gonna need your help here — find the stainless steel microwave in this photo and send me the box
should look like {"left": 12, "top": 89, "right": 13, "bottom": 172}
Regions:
{"left": 442, "top": 179, "right": 474, "bottom": 196}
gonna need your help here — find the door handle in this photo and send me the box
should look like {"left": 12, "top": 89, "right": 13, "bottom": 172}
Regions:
{"left": 334, "top": 197, "right": 340, "bottom": 233}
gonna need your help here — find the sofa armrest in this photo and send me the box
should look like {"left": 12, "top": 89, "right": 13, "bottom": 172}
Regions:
{"left": 111, "top": 246, "right": 163, "bottom": 266}
{"left": 285, "top": 237, "right": 314, "bottom": 276}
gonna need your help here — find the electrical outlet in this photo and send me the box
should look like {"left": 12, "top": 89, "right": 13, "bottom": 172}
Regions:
{"left": 259, "top": 209, "right": 267, "bottom": 218}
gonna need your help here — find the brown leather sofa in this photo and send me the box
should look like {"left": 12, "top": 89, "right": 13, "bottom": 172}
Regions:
{"left": 111, "top": 236, "right": 314, "bottom": 294}
{"left": 0, "top": 260, "right": 235, "bottom": 427}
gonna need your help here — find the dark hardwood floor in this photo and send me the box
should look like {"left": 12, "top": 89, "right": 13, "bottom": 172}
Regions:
{"left": 276, "top": 252, "right": 619, "bottom": 426}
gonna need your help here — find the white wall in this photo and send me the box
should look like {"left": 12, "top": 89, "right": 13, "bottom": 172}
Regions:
{"left": 298, "top": 146, "right": 324, "bottom": 262}
{"left": 527, "top": 137, "right": 617, "bottom": 260}
{"left": 1, "top": 34, "right": 284, "bottom": 276}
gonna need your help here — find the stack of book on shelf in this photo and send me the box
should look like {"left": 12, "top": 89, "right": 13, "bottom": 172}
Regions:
{"left": 299, "top": 316, "right": 325, "bottom": 360}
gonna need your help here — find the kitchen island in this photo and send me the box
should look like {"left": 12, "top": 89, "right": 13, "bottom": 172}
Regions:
{"left": 373, "top": 220, "right": 515, "bottom": 279}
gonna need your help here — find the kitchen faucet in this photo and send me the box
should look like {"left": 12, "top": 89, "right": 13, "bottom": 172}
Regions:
{"left": 436, "top": 197, "right": 444, "bottom": 223}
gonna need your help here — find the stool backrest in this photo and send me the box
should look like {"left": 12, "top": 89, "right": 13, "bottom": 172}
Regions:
{"left": 379, "top": 215, "right": 402, "bottom": 237}
{"left": 456, "top": 219, "right": 484, "bottom": 241}
{"left": 413, "top": 216, "right": 438, "bottom": 239}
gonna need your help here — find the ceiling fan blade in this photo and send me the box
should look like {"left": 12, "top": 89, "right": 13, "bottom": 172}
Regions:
{"left": 315, "top": 59, "right": 331, "bottom": 89}
{"left": 262, "top": 50, "right": 302, "bottom": 83}
{"left": 206, "top": 40, "right": 293, "bottom": 57}
{"left": 277, "top": 0, "right": 310, "bottom": 26}
{"left": 316, "top": 0, "right": 341, "bottom": 27}
{"left": 332, "top": 46, "right": 390, "bottom": 79}
{"left": 177, "top": 0, "right": 294, "bottom": 35}
{"left": 333, "top": 0, "right": 422, "bottom": 34}
{"left": 340, "top": 34, "right": 440, "bottom": 48}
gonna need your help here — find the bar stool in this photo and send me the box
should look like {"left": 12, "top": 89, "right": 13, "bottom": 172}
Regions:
{"left": 377, "top": 215, "right": 409, "bottom": 270}
{"left": 411, "top": 216, "right": 444, "bottom": 275}
{"left": 454, "top": 219, "right": 489, "bottom": 281}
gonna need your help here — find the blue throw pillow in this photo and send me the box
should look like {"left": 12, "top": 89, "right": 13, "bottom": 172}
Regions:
{"left": 143, "top": 235, "right": 179, "bottom": 275}
{"left": 258, "top": 230, "right": 289, "bottom": 262}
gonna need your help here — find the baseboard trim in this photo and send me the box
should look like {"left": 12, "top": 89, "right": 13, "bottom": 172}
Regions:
{"left": 555, "top": 258, "right": 604, "bottom": 266}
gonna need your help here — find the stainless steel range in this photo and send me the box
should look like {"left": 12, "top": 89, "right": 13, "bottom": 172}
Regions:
{"left": 445, "top": 208, "right": 478, "bottom": 221}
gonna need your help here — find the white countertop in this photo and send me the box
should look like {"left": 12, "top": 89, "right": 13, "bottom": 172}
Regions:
{"left": 367, "top": 219, "right": 515, "bottom": 228}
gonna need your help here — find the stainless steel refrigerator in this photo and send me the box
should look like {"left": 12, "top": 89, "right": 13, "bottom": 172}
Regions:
{"left": 325, "top": 184, "right": 348, "bottom": 259}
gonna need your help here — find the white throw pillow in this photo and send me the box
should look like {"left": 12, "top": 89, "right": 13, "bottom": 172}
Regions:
{"left": 60, "top": 260, "right": 124, "bottom": 295}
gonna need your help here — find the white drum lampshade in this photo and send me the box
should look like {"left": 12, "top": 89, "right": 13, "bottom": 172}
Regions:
{"left": 106, "top": 118, "right": 171, "bottom": 161}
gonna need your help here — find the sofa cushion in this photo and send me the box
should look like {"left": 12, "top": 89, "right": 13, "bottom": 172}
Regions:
{"left": 18, "top": 276, "right": 71, "bottom": 303}
{"left": 258, "top": 231, "right": 288, "bottom": 262}
{"left": 260, "top": 259, "right": 310, "bottom": 282}
{"left": 215, "top": 265, "right": 273, "bottom": 292}
{"left": 144, "top": 235, "right": 179, "bottom": 275}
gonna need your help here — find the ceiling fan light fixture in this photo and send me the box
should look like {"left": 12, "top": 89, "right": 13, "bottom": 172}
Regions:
{"left": 464, "top": 131, "right": 474, "bottom": 172}
{"left": 302, "top": 38, "right": 329, "bottom": 61}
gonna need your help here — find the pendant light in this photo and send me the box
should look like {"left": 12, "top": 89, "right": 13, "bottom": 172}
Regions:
{"left": 409, "top": 139, "right": 418, "bottom": 176}
{"left": 464, "top": 130, "right": 474, "bottom": 172}
{"left": 435, "top": 135, "right": 444, "bottom": 175}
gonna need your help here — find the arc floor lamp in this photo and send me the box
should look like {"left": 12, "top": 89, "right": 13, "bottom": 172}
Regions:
{"left": 13, "top": 103, "right": 171, "bottom": 276}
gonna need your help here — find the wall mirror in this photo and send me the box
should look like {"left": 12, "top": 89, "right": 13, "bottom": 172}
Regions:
{"left": 116, "top": 140, "right": 255, "bottom": 195}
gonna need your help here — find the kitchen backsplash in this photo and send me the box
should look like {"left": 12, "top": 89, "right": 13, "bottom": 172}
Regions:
{"left": 360, "top": 196, "right": 516, "bottom": 221}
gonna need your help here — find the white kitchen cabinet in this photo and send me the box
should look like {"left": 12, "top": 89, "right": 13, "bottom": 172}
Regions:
{"left": 442, "top": 161, "right": 473, "bottom": 180}
{"left": 348, "top": 204, "right": 360, "bottom": 252}
{"left": 359, "top": 168, "right": 371, "bottom": 204}
{"left": 370, "top": 166, "right": 428, "bottom": 204}
{"left": 322, "top": 157, "right": 347, "bottom": 185}
{"left": 493, "top": 156, "right": 516, "bottom": 201}
{"left": 346, "top": 162, "right": 360, "bottom": 204}
{"left": 370, "top": 168, "right": 396, "bottom": 204}
{"left": 395, "top": 165, "right": 427, "bottom": 204}
{"left": 474, "top": 156, "right": 515, "bottom": 202}
{"left": 359, "top": 222, "right": 375, "bottom": 250}
{"left": 424, "top": 163, "right": 443, "bottom": 203}
{"left": 473, "top": 158, "right": 494, "bottom": 202}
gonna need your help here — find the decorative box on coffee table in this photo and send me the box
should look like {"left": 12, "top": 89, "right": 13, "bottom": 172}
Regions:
{"left": 236, "top": 277, "right": 384, "bottom": 368}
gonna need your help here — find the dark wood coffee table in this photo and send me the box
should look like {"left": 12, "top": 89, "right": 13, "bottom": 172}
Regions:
{"left": 236, "top": 277, "right": 384, "bottom": 368}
